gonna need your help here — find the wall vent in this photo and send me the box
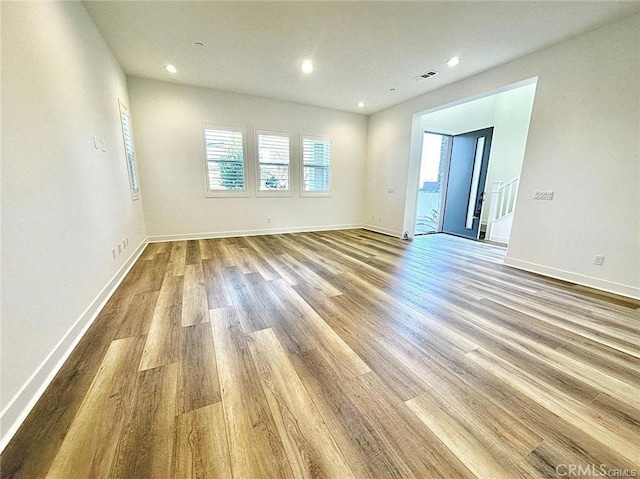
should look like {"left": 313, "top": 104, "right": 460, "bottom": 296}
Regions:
{"left": 414, "top": 71, "right": 439, "bottom": 81}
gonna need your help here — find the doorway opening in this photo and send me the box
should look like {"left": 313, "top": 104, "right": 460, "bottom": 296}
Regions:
{"left": 415, "top": 133, "right": 451, "bottom": 235}
{"left": 405, "top": 77, "right": 538, "bottom": 244}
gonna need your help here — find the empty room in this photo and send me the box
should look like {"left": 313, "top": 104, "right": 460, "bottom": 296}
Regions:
{"left": 2, "top": 1, "right": 639, "bottom": 478}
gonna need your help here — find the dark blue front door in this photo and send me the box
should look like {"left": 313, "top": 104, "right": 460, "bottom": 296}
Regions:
{"left": 442, "top": 128, "right": 493, "bottom": 240}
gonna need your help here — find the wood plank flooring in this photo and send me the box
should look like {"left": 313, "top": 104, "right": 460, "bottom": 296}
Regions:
{"left": 2, "top": 230, "right": 639, "bottom": 478}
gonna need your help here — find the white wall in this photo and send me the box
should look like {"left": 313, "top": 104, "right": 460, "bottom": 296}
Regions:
{"left": 421, "top": 95, "right": 496, "bottom": 135}
{"left": 127, "top": 77, "right": 367, "bottom": 239}
{"left": 485, "top": 84, "right": 536, "bottom": 195}
{"left": 1, "top": 2, "right": 147, "bottom": 445}
{"left": 366, "top": 14, "right": 640, "bottom": 298}
{"left": 482, "top": 84, "right": 536, "bottom": 226}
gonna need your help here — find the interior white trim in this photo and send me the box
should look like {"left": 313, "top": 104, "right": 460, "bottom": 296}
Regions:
{"left": 299, "top": 133, "right": 332, "bottom": 197}
{"left": 202, "top": 123, "right": 249, "bottom": 198}
{"left": 504, "top": 257, "right": 640, "bottom": 300}
{"left": 488, "top": 235, "right": 509, "bottom": 245}
{"left": 254, "top": 128, "right": 293, "bottom": 197}
{"left": 0, "top": 238, "right": 149, "bottom": 453}
{"left": 147, "top": 223, "right": 363, "bottom": 242}
{"left": 362, "top": 225, "right": 403, "bottom": 238}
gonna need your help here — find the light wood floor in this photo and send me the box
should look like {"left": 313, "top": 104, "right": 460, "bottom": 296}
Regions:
{"left": 2, "top": 230, "right": 639, "bottom": 478}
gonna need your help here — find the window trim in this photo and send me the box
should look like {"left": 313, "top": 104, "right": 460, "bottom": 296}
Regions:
{"left": 118, "top": 99, "right": 140, "bottom": 200}
{"left": 255, "top": 129, "right": 293, "bottom": 197}
{"left": 300, "top": 133, "right": 332, "bottom": 197}
{"left": 202, "top": 123, "right": 249, "bottom": 198}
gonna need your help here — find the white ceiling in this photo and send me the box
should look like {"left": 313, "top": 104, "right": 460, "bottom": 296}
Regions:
{"left": 84, "top": 1, "right": 640, "bottom": 115}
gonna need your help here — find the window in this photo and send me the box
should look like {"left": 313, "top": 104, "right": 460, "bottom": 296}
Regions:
{"left": 118, "top": 100, "right": 140, "bottom": 200}
{"left": 202, "top": 124, "right": 248, "bottom": 197}
{"left": 256, "top": 130, "right": 291, "bottom": 196}
{"left": 301, "top": 134, "right": 331, "bottom": 196}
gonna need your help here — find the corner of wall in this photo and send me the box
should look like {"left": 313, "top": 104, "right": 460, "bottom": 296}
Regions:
{"left": 0, "top": 238, "right": 149, "bottom": 453}
{"left": 503, "top": 257, "right": 640, "bottom": 300}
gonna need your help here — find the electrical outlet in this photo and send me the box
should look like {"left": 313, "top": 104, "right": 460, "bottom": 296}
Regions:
{"left": 125, "top": 237, "right": 129, "bottom": 247}
{"left": 267, "top": 217, "right": 271, "bottom": 223}
{"left": 371, "top": 215, "right": 375, "bottom": 221}
{"left": 378, "top": 216, "right": 382, "bottom": 223}
{"left": 122, "top": 238, "right": 127, "bottom": 249}
{"left": 533, "top": 190, "right": 554, "bottom": 200}
{"left": 117, "top": 243, "right": 122, "bottom": 254}
{"left": 593, "top": 255, "right": 605, "bottom": 266}
{"left": 111, "top": 248, "right": 116, "bottom": 260}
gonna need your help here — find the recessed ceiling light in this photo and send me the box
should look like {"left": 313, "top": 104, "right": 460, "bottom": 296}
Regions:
{"left": 447, "top": 56, "right": 460, "bottom": 67}
{"left": 165, "top": 64, "right": 178, "bottom": 73}
{"left": 301, "top": 59, "right": 314, "bottom": 74}
{"left": 358, "top": 101, "right": 365, "bottom": 108}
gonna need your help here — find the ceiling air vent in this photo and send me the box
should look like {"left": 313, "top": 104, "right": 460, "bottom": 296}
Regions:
{"left": 414, "top": 71, "right": 439, "bottom": 81}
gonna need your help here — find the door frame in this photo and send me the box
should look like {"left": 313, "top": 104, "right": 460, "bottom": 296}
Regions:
{"left": 402, "top": 77, "right": 538, "bottom": 239}
{"left": 414, "top": 131, "right": 452, "bottom": 235}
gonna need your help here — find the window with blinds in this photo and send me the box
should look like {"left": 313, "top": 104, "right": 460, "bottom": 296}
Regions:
{"left": 202, "top": 124, "right": 247, "bottom": 196}
{"left": 118, "top": 100, "right": 140, "bottom": 200}
{"left": 256, "top": 130, "right": 291, "bottom": 195}
{"left": 301, "top": 135, "right": 331, "bottom": 195}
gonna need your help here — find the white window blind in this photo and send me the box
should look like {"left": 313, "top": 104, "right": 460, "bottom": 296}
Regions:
{"left": 301, "top": 135, "right": 331, "bottom": 195}
{"left": 118, "top": 101, "right": 139, "bottom": 199}
{"left": 203, "top": 125, "right": 247, "bottom": 195}
{"left": 257, "top": 130, "right": 291, "bottom": 193}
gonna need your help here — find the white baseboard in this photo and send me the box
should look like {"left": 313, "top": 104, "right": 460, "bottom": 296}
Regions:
{"left": 361, "top": 225, "right": 403, "bottom": 238}
{"left": 488, "top": 235, "right": 509, "bottom": 244}
{"left": 147, "top": 223, "right": 364, "bottom": 242}
{"left": 504, "top": 257, "right": 640, "bottom": 300}
{"left": 0, "top": 238, "right": 149, "bottom": 453}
